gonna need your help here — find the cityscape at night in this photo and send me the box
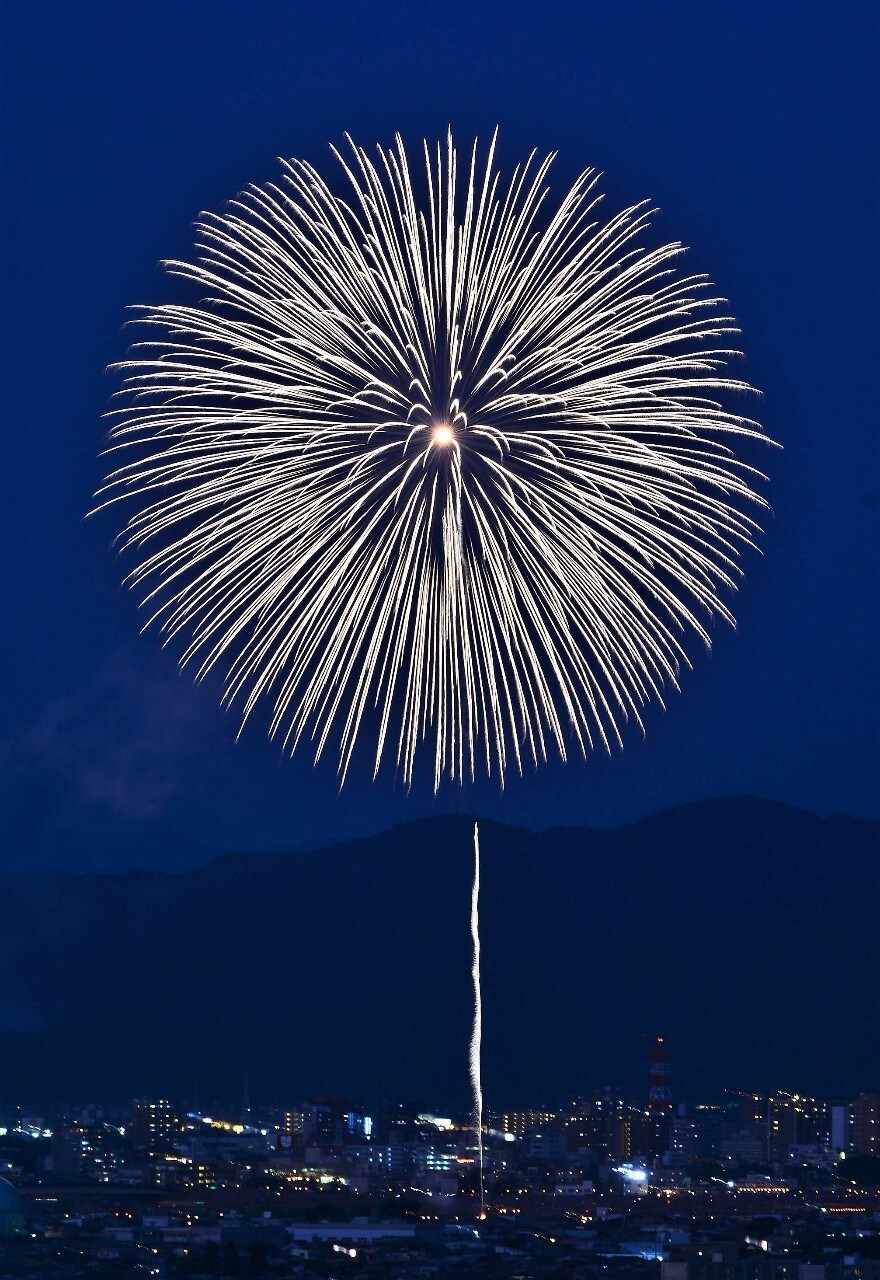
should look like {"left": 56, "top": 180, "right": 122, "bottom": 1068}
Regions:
{"left": 1, "top": 1, "right": 877, "bottom": 1278}
{"left": 1, "top": 1045, "right": 878, "bottom": 1278}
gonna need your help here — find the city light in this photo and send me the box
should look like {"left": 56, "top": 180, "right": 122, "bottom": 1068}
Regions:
{"left": 2, "top": 1081, "right": 875, "bottom": 1272}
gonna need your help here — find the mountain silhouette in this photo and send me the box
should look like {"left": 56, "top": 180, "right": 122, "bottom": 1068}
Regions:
{"left": 1, "top": 798, "right": 876, "bottom": 1109}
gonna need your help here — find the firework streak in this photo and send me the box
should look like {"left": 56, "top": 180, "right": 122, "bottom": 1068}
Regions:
{"left": 470, "top": 822, "right": 484, "bottom": 1213}
{"left": 98, "top": 132, "right": 770, "bottom": 788}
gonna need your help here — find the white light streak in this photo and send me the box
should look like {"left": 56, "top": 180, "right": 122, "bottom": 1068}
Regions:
{"left": 470, "top": 821, "right": 484, "bottom": 1216}
{"left": 96, "top": 131, "right": 771, "bottom": 788}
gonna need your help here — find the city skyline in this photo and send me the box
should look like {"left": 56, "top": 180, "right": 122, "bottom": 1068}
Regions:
{"left": 5, "top": 1079, "right": 879, "bottom": 1190}
{"left": 1, "top": 1077, "right": 877, "bottom": 1276}
{"left": 0, "top": 6, "right": 877, "bottom": 1274}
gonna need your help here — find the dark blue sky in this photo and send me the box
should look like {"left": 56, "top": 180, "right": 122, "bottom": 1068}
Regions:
{"left": 1, "top": 0, "right": 877, "bottom": 872}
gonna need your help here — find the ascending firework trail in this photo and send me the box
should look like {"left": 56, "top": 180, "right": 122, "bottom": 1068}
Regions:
{"left": 96, "top": 132, "right": 771, "bottom": 1214}
{"left": 470, "top": 823, "right": 484, "bottom": 1213}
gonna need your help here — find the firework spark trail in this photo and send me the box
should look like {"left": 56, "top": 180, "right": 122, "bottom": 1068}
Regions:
{"left": 470, "top": 821, "right": 484, "bottom": 1216}
{"left": 95, "top": 131, "right": 771, "bottom": 792}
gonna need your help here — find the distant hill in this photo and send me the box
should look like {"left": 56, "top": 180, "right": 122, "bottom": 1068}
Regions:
{"left": 0, "top": 798, "right": 876, "bottom": 1109}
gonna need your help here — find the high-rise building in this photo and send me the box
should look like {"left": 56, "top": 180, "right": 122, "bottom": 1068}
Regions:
{"left": 52, "top": 1125, "right": 87, "bottom": 1180}
{"left": 719, "top": 1125, "right": 766, "bottom": 1165}
{"left": 303, "top": 1096, "right": 347, "bottom": 1148}
{"left": 52, "top": 1123, "right": 123, "bottom": 1181}
{"left": 130, "top": 1098, "right": 182, "bottom": 1154}
{"left": 568, "top": 1089, "right": 650, "bottom": 1162}
{"left": 669, "top": 1104, "right": 722, "bottom": 1165}
{"left": 731, "top": 1091, "right": 847, "bottom": 1164}
{"left": 527, "top": 1124, "right": 568, "bottom": 1161}
{"left": 828, "top": 1103, "right": 849, "bottom": 1155}
{"left": 648, "top": 1037, "right": 673, "bottom": 1158}
{"left": 496, "top": 1109, "right": 558, "bottom": 1138}
{"left": 0, "top": 1180, "right": 25, "bottom": 1241}
{"left": 282, "top": 1109, "right": 304, "bottom": 1135}
{"left": 767, "top": 1093, "right": 829, "bottom": 1163}
{"left": 648, "top": 1038, "right": 672, "bottom": 1111}
{"left": 345, "top": 1108, "right": 373, "bottom": 1139}
{"left": 850, "top": 1093, "right": 878, "bottom": 1156}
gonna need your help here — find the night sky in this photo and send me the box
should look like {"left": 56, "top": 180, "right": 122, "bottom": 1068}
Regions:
{"left": 1, "top": 0, "right": 877, "bottom": 876}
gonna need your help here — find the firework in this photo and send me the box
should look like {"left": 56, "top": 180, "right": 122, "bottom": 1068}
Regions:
{"left": 97, "top": 132, "right": 768, "bottom": 789}
{"left": 470, "top": 822, "right": 484, "bottom": 1213}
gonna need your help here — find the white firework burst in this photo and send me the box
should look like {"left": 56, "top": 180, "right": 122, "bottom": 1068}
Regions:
{"left": 97, "top": 131, "right": 769, "bottom": 790}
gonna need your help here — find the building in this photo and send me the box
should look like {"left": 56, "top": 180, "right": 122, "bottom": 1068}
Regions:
{"left": 720, "top": 1125, "right": 767, "bottom": 1166}
{"left": 0, "top": 1178, "right": 25, "bottom": 1240}
{"left": 130, "top": 1098, "right": 182, "bottom": 1154}
{"left": 670, "top": 1106, "right": 722, "bottom": 1166}
{"left": 52, "top": 1125, "right": 87, "bottom": 1180}
{"left": 282, "top": 1109, "right": 304, "bottom": 1135}
{"left": 767, "top": 1093, "right": 828, "bottom": 1163}
{"left": 290, "top": 1219, "right": 416, "bottom": 1245}
{"left": 850, "top": 1093, "right": 878, "bottom": 1157}
{"left": 496, "top": 1110, "right": 557, "bottom": 1137}
{"left": 648, "top": 1038, "right": 673, "bottom": 1158}
{"left": 527, "top": 1125, "right": 568, "bottom": 1161}
{"left": 51, "top": 1123, "right": 123, "bottom": 1182}
{"left": 302, "top": 1097, "right": 347, "bottom": 1148}
{"left": 583, "top": 1088, "right": 654, "bottom": 1162}
{"left": 731, "top": 1092, "right": 844, "bottom": 1164}
{"left": 728, "top": 1090, "right": 876, "bottom": 1162}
